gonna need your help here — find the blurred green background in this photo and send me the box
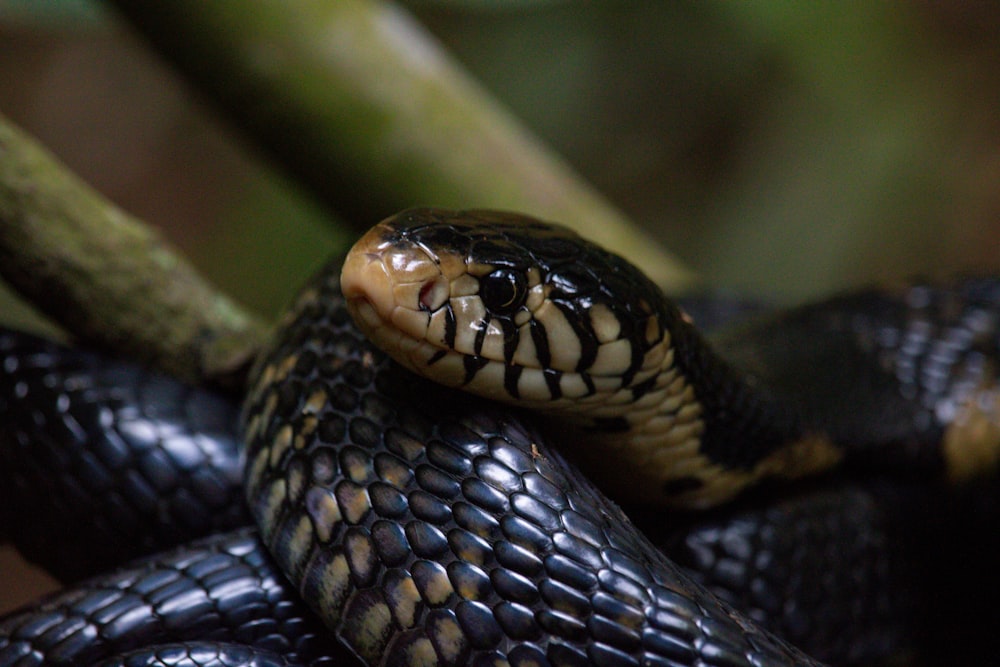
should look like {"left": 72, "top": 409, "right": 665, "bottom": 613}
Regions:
{"left": 1, "top": 0, "right": 999, "bottom": 613}
{"left": 3, "top": 0, "right": 999, "bottom": 326}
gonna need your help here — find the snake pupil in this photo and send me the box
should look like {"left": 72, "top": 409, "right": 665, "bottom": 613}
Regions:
{"left": 479, "top": 269, "right": 527, "bottom": 316}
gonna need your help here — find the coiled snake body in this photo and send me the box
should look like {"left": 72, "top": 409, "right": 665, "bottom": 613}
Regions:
{"left": 2, "top": 209, "right": 1000, "bottom": 666}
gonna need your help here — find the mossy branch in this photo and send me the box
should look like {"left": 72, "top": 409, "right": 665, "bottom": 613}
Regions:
{"left": 108, "top": 0, "right": 695, "bottom": 290}
{"left": 0, "top": 113, "right": 267, "bottom": 390}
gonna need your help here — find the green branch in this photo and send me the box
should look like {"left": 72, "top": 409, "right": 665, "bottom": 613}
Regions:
{"left": 108, "top": 0, "right": 694, "bottom": 290}
{"left": 0, "top": 113, "right": 267, "bottom": 390}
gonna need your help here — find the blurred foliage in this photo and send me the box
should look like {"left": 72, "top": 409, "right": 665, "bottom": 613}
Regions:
{"left": 413, "top": 2, "right": 1000, "bottom": 298}
{"left": 1, "top": 0, "right": 998, "bottom": 320}
{"left": 0, "top": 0, "right": 107, "bottom": 25}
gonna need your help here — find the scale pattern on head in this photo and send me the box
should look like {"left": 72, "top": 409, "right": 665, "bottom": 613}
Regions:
{"left": 341, "top": 208, "right": 679, "bottom": 421}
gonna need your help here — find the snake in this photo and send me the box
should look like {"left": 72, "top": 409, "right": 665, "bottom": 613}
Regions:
{"left": 2, "top": 208, "right": 1000, "bottom": 666}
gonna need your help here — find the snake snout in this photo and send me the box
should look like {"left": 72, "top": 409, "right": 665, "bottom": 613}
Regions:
{"left": 341, "top": 221, "right": 450, "bottom": 359}
{"left": 340, "top": 242, "right": 392, "bottom": 337}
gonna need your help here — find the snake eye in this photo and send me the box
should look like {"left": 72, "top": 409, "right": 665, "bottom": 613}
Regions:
{"left": 479, "top": 269, "right": 527, "bottom": 315}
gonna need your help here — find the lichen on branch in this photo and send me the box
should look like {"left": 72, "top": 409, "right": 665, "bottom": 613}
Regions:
{"left": 0, "top": 113, "right": 266, "bottom": 390}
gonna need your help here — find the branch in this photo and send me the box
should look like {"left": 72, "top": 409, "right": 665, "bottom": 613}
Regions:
{"left": 0, "top": 113, "right": 267, "bottom": 390}
{"left": 107, "top": 0, "right": 695, "bottom": 290}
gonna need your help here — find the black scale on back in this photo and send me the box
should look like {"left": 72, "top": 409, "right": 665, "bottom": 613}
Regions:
{"left": 700, "top": 276, "right": 1000, "bottom": 477}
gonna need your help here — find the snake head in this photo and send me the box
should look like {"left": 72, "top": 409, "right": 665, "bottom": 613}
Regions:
{"left": 341, "top": 208, "right": 675, "bottom": 418}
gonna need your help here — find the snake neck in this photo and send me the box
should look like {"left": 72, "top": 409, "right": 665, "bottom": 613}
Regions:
{"left": 670, "top": 280, "right": 1000, "bottom": 507}
{"left": 564, "top": 279, "right": 1000, "bottom": 508}
{"left": 555, "top": 298, "right": 843, "bottom": 509}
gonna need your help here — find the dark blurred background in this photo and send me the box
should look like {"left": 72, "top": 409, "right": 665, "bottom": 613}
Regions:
{"left": 2, "top": 0, "right": 1000, "bottom": 611}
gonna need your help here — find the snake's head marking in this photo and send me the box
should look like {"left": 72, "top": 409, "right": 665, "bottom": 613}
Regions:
{"left": 341, "top": 208, "right": 680, "bottom": 424}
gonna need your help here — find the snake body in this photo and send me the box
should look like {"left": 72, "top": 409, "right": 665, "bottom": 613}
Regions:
{"left": 242, "top": 250, "right": 819, "bottom": 666}
{"left": 0, "top": 329, "right": 248, "bottom": 582}
{"left": 0, "top": 336, "right": 932, "bottom": 667}
{"left": 3, "top": 208, "right": 1000, "bottom": 665}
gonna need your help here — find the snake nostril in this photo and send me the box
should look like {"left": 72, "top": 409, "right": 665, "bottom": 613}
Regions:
{"left": 418, "top": 278, "right": 449, "bottom": 312}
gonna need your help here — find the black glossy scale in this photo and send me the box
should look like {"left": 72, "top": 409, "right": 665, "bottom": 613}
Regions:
{"left": 0, "top": 330, "right": 250, "bottom": 582}
{"left": 93, "top": 642, "right": 302, "bottom": 667}
{"left": 636, "top": 480, "right": 907, "bottom": 664}
{"left": 0, "top": 529, "right": 357, "bottom": 667}
{"left": 0, "top": 328, "right": 986, "bottom": 666}
{"left": 701, "top": 277, "right": 1000, "bottom": 474}
{"left": 243, "top": 262, "right": 822, "bottom": 667}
